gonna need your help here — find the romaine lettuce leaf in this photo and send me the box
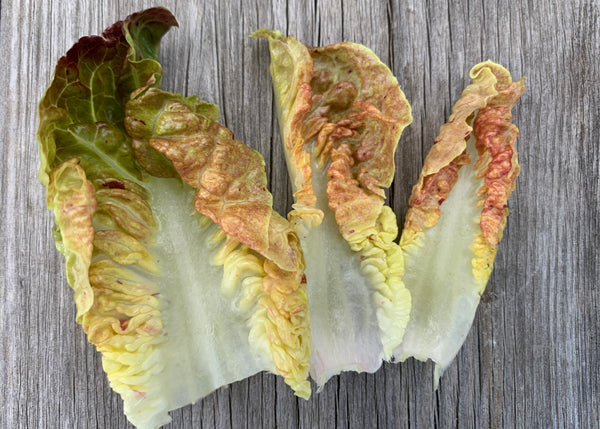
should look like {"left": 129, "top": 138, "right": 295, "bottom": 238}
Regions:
{"left": 255, "top": 30, "right": 412, "bottom": 385}
{"left": 38, "top": 9, "right": 310, "bottom": 429}
{"left": 124, "top": 85, "right": 310, "bottom": 394}
{"left": 393, "top": 61, "right": 525, "bottom": 384}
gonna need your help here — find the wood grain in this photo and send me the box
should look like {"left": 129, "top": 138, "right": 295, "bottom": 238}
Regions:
{"left": 1, "top": 0, "right": 598, "bottom": 427}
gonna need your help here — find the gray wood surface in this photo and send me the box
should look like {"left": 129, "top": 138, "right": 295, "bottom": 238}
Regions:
{"left": 1, "top": 0, "right": 598, "bottom": 427}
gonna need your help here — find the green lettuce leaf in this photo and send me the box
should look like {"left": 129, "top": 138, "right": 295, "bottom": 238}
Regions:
{"left": 394, "top": 61, "right": 525, "bottom": 384}
{"left": 38, "top": 9, "right": 310, "bottom": 429}
{"left": 254, "top": 30, "right": 412, "bottom": 385}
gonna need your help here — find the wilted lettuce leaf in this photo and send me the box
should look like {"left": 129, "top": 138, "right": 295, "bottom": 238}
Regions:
{"left": 38, "top": 9, "right": 310, "bottom": 429}
{"left": 393, "top": 61, "right": 525, "bottom": 384}
{"left": 125, "top": 85, "right": 310, "bottom": 394}
{"left": 255, "top": 30, "right": 412, "bottom": 385}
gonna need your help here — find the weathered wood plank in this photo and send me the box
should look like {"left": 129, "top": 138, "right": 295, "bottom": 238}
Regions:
{"left": 1, "top": 0, "right": 598, "bottom": 428}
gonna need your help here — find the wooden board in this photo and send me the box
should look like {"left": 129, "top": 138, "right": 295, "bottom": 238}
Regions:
{"left": 1, "top": 0, "right": 598, "bottom": 427}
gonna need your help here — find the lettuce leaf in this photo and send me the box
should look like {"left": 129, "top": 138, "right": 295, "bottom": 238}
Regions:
{"left": 38, "top": 9, "right": 310, "bottom": 428}
{"left": 254, "top": 30, "right": 412, "bottom": 385}
{"left": 393, "top": 61, "right": 525, "bottom": 384}
{"left": 124, "top": 85, "right": 310, "bottom": 394}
